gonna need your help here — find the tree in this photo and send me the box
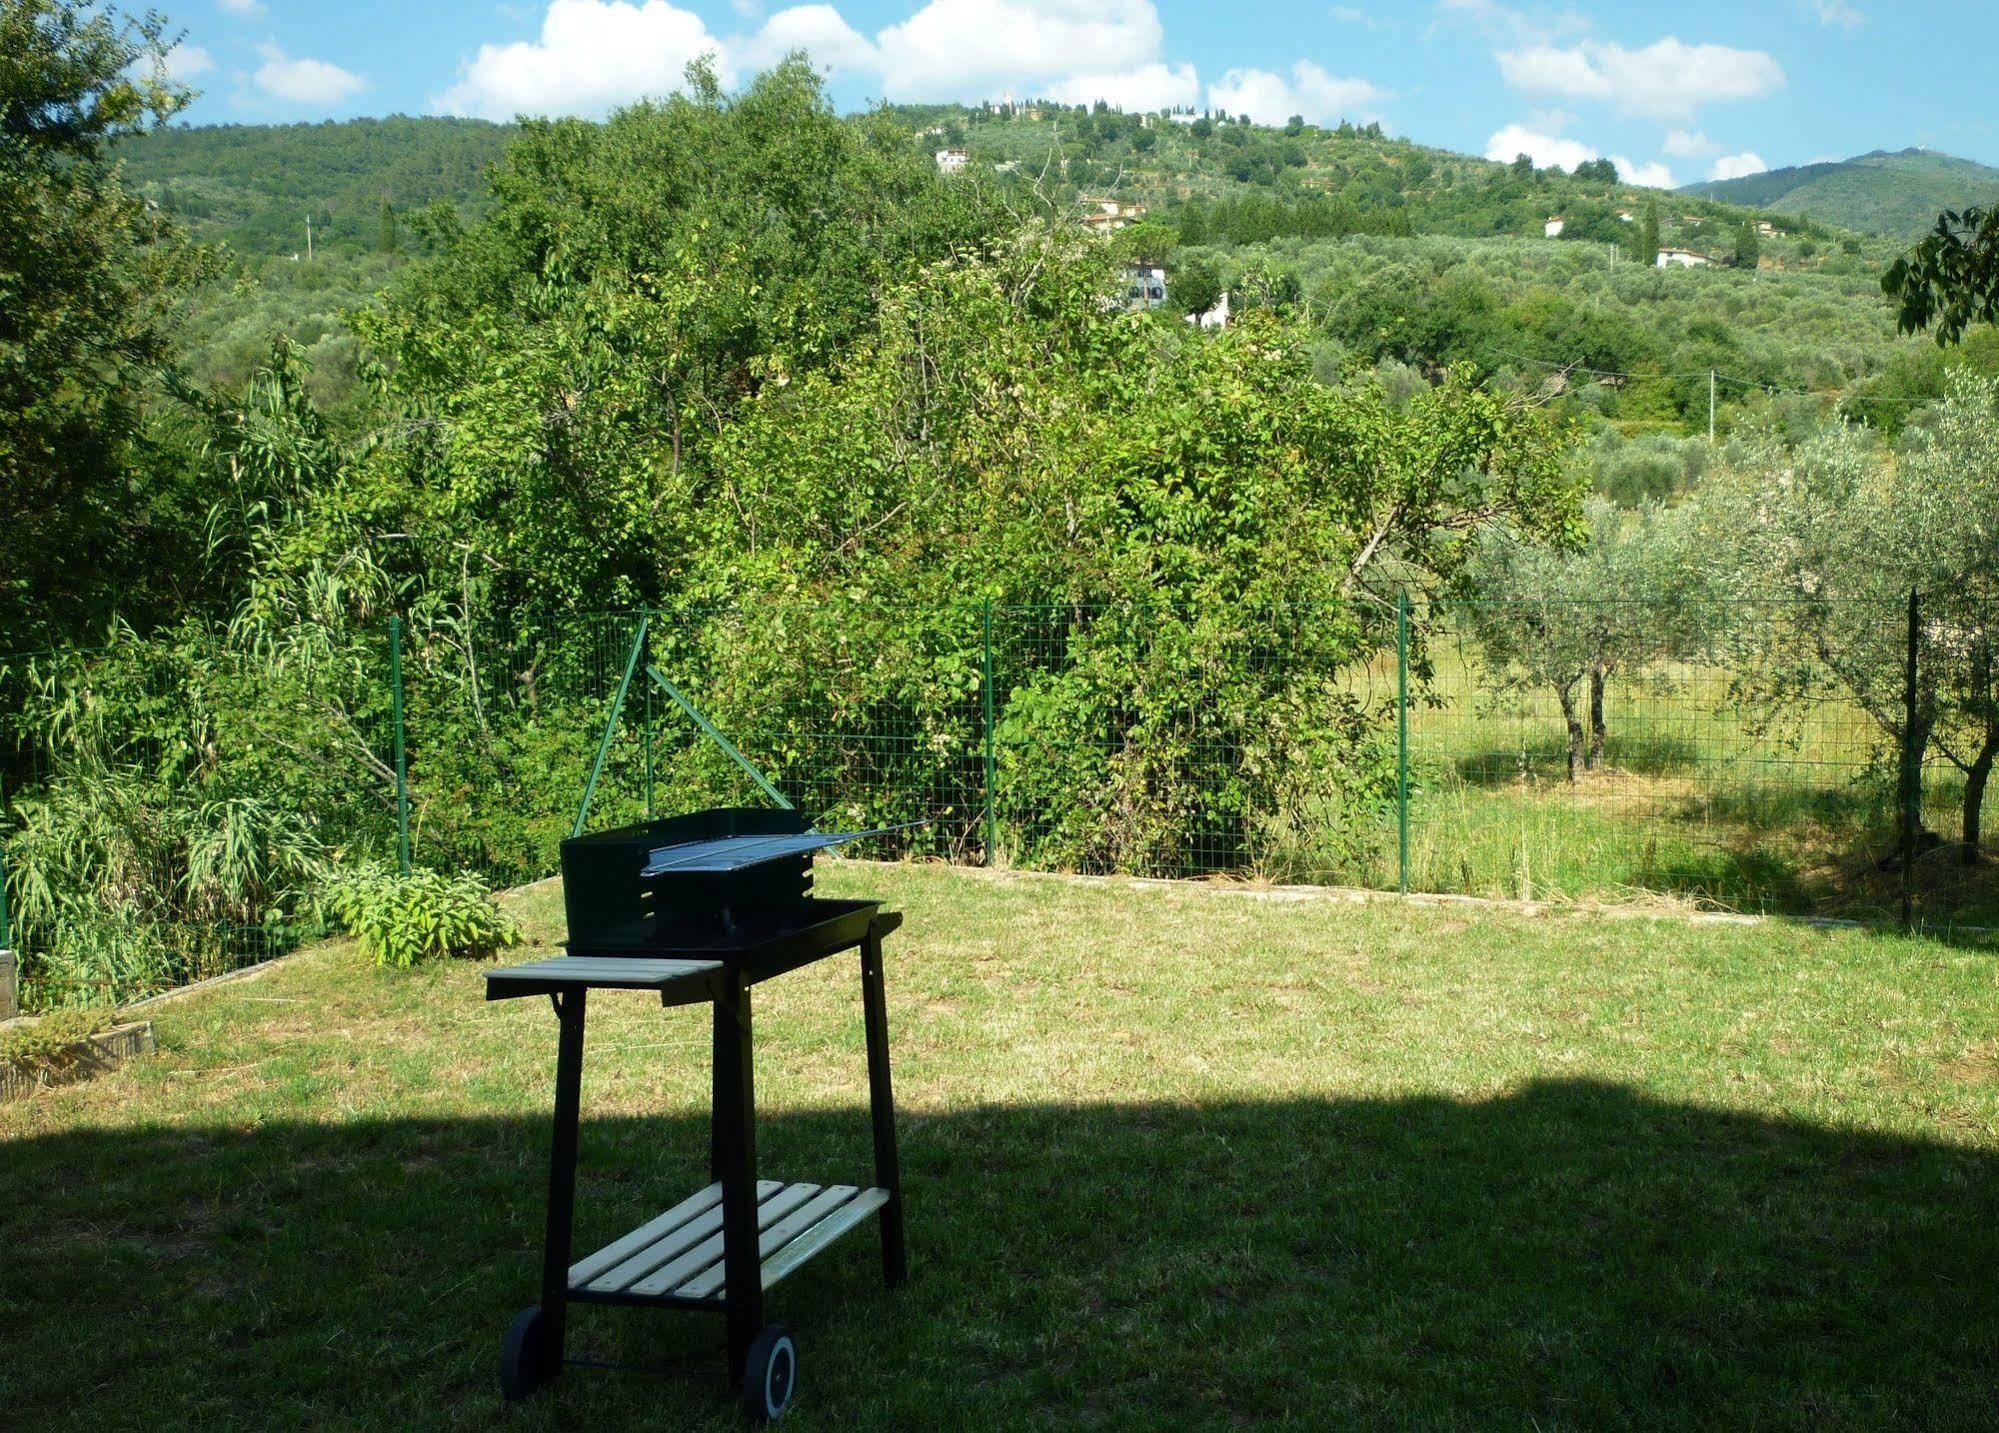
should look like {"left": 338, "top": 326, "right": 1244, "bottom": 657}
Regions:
{"left": 1734, "top": 218, "right": 1760, "bottom": 270}
{"left": 350, "top": 58, "right": 1013, "bottom": 616}
{"left": 0, "top": 0, "right": 211, "bottom": 650}
{"left": 1511, "top": 153, "right": 1535, "bottom": 178}
{"left": 376, "top": 197, "right": 396, "bottom": 253}
{"left": 1633, "top": 196, "right": 1661, "bottom": 266}
{"left": 1284, "top": 114, "right": 1305, "bottom": 137}
{"left": 1468, "top": 499, "right": 1717, "bottom": 781}
{"left": 1170, "top": 254, "right": 1223, "bottom": 318}
{"left": 1708, "top": 384, "right": 1999, "bottom": 861}
{"left": 1884, "top": 207, "right": 1999, "bottom": 344}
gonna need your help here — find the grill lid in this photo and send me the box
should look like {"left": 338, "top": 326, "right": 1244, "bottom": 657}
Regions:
{"left": 639, "top": 825, "right": 921, "bottom": 878}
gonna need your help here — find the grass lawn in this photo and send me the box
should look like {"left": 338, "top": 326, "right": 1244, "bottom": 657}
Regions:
{"left": 5, "top": 861, "right": 1999, "bottom": 1428}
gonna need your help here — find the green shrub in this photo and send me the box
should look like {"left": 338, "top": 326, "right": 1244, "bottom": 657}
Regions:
{"left": 0, "top": 1008, "right": 113, "bottom": 1074}
{"left": 325, "top": 865, "right": 520, "bottom": 969}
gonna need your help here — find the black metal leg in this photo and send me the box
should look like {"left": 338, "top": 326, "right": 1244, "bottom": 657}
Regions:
{"left": 540, "top": 988, "right": 587, "bottom": 1376}
{"left": 860, "top": 926, "right": 907, "bottom": 1287}
{"left": 711, "top": 992, "right": 727, "bottom": 1183}
{"left": 714, "top": 973, "right": 764, "bottom": 1384}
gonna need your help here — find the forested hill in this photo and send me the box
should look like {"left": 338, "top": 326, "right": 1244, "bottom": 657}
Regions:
{"left": 117, "top": 116, "right": 513, "bottom": 257}
{"left": 896, "top": 102, "right": 1843, "bottom": 255}
{"left": 126, "top": 104, "right": 1986, "bottom": 440}
{"left": 125, "top": 106, "right": 1840, "bottom": 263}
{"left": 1684, "top": 148, "right": 1999, "bottom": 237}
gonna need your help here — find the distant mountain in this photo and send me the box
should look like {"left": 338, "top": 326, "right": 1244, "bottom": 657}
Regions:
{"left": 1682, "top": 148, "right": 1999, "bottom": 237}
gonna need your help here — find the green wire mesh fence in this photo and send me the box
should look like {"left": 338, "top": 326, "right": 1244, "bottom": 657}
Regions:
{"left": 4, "top": 591, "right": 1995, "bottom": 1011}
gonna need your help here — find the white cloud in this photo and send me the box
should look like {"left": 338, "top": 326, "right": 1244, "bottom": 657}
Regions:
{"left": 1484, "top": 122, "right": 1596, "bottom": 172}
{"left": 1208, "top": 60, "right": 1386, "bottom": 127}
{"left": 874, "top": 0, "right": 1163, "bottom": 102}
{"left": 253, "top": 44, "right": 365, "bottom": 105}
{"left": 434, "top": 1, "right": 730, "bottom": 119}
{"left": 1047, "top": 62, "right": 1199, "bottom": 113}
{"left": 736, "top": 4, "right": 878, "bottom": 75}
{"left": 1804, "top": 0, "right": 1862, "bottom": 27}
{"left": 1709, "top": 151, "right": 1767, "bottom": 181}
{"left": 158, "top": 42, "right": 213, "bottom": 83}
{"left": 1484, "top": 124, "right": 1673, "bottom": 186}
{"left": 1610, "top": 155, "right": 1675, "bottom": 188}
{"left": 438, "top": 0, "right": 1221, "bottom": 119}
{"left": 1662, "top": 127, "right": 1715, "bottom": 158}
{"left": 1497, "top": 37, "right": 1783, "bottom": 121}
{"left": 216, "top": 0, "right": 265, "bottom": 14}
{"left": 1436, "top": 0, "right": 1591, "bottom": 45}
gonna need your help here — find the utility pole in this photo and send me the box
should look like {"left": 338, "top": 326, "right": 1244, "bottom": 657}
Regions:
{"left": 1708, "top": 369, "right": 1716, "bottom": 444}
{"left": 305, "top": 212, "right": 314, "bottom": 263}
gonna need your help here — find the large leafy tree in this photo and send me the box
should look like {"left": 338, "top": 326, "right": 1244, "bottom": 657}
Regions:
{"left": 1884, "top": 207, "right": 1999, "bottom": 343}
{"left": 0, "top": 0, "right": 210, "bottom": 649}
{"left": 351, "top": 58, "right": 1014, "bottom": 618}
{"left": 689, "top": 229, "right": 1578, "bottom": 871}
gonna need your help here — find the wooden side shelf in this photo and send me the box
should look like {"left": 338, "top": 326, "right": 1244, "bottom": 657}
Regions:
{"left": 568, "top": 1180, "right": 890, "bottom": 1307}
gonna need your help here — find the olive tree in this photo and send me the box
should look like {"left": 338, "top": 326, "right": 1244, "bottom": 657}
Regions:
{"left": 1467, "top": 497, "right": 1718, "bottom": 782}
{"left": 1709, "top": 377, "right": 1999, "bottom": 860}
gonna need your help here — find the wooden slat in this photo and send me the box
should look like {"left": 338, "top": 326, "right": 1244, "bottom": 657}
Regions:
{"left": 627, "top": 1183, "right": 820, "bottom": 1298}
{"left": 568, "top": 1183, "right": 721, "bottom": 1286}
{"left": 582, "top": 1180, "right": 780, "bottom": 1292}
{"left": 675, "top": 1185, "right": 860, "bottom": 1299}
{"left": 759, "top": 1187, "right": 890, "bottom": 1291}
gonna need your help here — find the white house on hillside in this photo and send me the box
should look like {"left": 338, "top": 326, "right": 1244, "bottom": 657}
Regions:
{"left": 1124, "top": 263, "right": 1168, "bottom": 311}
{"left": 1655, "top": 247, "right": 1709, "bottom": 269}
{"left": 1186, "top": 290, "right": 1230, "bottom": 330}
{"left": 935, "top": 148, "right": 968, "bottom": 174}
{"left": 1544, "top": 216, "right": 1565, "bottom": 238}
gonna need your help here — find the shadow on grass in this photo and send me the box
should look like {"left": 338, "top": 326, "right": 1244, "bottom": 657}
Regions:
{"left": 5, "top": 1081, "right": 1997, "bottom": 1428}
{"left": 1446, "top": 731, "right": 1709, "bottom": 787}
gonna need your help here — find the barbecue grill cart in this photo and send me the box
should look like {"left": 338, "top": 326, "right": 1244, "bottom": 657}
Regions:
{"left": 484, "top": 807, "right": 908, "bottom": 1421}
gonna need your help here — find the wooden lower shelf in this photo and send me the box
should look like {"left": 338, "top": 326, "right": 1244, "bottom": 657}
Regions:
{"left": 567, "top": 1180, "right": 889, "bottom": 1305}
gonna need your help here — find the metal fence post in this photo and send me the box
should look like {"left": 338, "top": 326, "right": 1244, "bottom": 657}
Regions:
{"left": 643, "top": 612, "right": 656, "bottom": 820}
{"left": 391, "top": 616, "right": 412, "bottom": 876}
{"left": 1396, "top": 589, "right": 1411, "bottom": 896}
{"left": 982, "top": 600, "right": 998, "bottom": 865}
{"left": 1901, "top": 588, "right": 1921, "bottom": 931}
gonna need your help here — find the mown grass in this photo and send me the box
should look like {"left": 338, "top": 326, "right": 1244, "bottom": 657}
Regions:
{"left": 5, "top": 862, "right": 1999, "bottom": 1427}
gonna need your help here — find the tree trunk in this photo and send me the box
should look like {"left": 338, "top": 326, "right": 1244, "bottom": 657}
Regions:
{"left": 1588, "top": 664, "right": 1607, "bottom": 771}
{"left": 1557, "top": 681, "right": 1585, "bottom": 784}
{"left": 1963, "top": 727, "right": 1999, "bottom": 864}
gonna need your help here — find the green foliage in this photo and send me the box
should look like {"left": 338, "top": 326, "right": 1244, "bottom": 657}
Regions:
{"left": 1170, "top": 253, "right": 1222, "bottom": 316}
{"left": 1466, "top": 498, "right": 1722, "bottom": 780}
{"left": 1634, "top": 196, "right": 1661, "bottom": 266}
{"left": 1735, "top": 219, "right": 1761, "bottom": 270}
{"left": 1704, "top": 375, "right": 1999, "bottom": 852}
{"left": 325, "top": 863, "right": 518, "bottom": 969}
{"left": 116, "top": 116, "right": 513, "bottom": 258}
{"left": 0, "top": 1006, "right": 111, "bottom": 1073}
{"left": 0, "top": 0, "right": 215, "bottom": 651}
{"left": 1884, "top": 206, "right": 1999, "bottom": 344}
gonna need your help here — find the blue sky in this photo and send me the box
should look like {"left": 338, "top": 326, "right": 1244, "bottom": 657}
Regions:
{"left": 160, "top": 0, "right": 1999, "bottom": 187}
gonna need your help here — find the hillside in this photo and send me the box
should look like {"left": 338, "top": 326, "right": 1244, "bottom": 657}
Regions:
{"left": 120, "top": 105, "right": 1963, "bottom": 435}
{"left": 117, "top": 115, "right": 513, "bottom": 257}
{"left": 1684, "top": 148, "right": 1999, "bottom": 237}
{"left": 901, "top": 102, "right": 1851, "bottom": 259}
